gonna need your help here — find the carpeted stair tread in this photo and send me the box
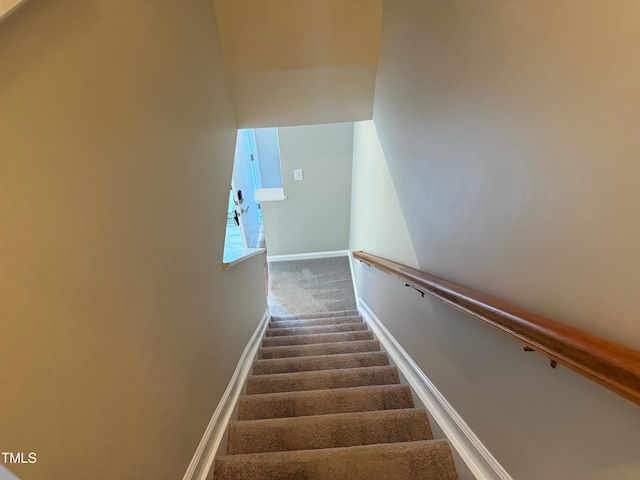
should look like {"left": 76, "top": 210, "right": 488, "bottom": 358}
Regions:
{"left": 246, "top": 365, "right": 400, "bottom": 394}
{"left": 258, "top": 339, "right": 380, "bottom": 360}
{"left": 216, "top": 306, "right": 458, "bottom": 480}
{"left": 214, "top": 440, "right": 458, "bottom": 480}
{"left": 253, "top": 351, "right": 390, "bottom": 375}
{"left": 269, "top": 315, "right": 363, "bottom": 329}
{"left": 265, "top": 322, "right": 367, "bottom": 337}
{"left": 216, "top": 260, "right": 461, "bottom": 478}
{"left": 262, "top": 330, "right": 373, "bottom": 347}
{"left": 238, "top": 384, "right": 414, "bottom": 420}
{"left": 226, "top": 408, "right": 433, "bottom": 454}
{"left": 270, "top": 310, "right": 360, "bottom": 321}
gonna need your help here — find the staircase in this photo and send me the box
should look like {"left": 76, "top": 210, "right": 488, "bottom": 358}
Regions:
{"left": 213, "top": 310, "right": 459, "bottom": 479}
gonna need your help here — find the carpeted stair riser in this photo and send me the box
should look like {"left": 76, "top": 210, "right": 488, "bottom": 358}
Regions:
{"left": 246, "top": 365, "right": 400, "bottom": 395}
{"left": 258, "top": 339, "right": 380, "bottom": 360}
{"left": 270, "top": 310, "right": 360, "bottom": 322}
{"left": 269, "top": 315, "right": 363, "bottom": 329}
{"left": 214, "top": 440, "right": 458, "bottom": 480}
{"left": 238, "top": 384, "right": 414, "bottom": 421}
{"left": 252, "top": 351, "right": 390, "bottom": 375}
{"left": 227, "top": 408, "right": 433, "bottom": 454}
{"left": 261, "top": 330, "right": 373, "bottom": 347}
{"left": 265, "top": 322, "right": 367, "bottom": 337}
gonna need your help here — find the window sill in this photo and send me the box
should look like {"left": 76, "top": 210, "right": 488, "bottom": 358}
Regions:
{"left": 222, "top": 248, "right": 265, "bottom": 270}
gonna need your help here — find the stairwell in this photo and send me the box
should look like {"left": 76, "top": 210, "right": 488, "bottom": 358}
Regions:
{"left": 213, "top": 309, "right": 459, "bottom": 479}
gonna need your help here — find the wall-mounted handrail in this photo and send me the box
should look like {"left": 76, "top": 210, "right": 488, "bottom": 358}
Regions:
{"left": 352, "top": 251, "right": 640, "bottom": 406}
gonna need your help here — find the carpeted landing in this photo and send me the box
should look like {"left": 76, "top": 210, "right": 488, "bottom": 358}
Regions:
{"left": 214, "top": 311, "right": 459, "bottom": 480}
{"left": 267, "top": 257, "right": 357, "bottom": 315}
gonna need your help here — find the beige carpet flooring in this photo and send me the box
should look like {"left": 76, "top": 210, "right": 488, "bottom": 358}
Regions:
{"left": 214, "top": 312, "right": 459, "bottom": 480}
{"left": 267, "top": 257, "right": 357, "bottom": 315}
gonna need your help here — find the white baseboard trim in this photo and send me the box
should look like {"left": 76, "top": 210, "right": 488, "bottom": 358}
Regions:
{"left": 267, "top": 250, "right": 349, "bottom": 263}
{"left": 358, "top": 299, "right": 513, "bottom": 480}
{"left": 181, "top": 308, "right": 271, "bottom": 480}
{"left": 0, "top": 465, "right": 20, "bottom": 480}
{"left": 347, "top": 250, "right": 360, "bottom": 306}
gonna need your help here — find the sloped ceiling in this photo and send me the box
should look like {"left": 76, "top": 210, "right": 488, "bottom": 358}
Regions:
{"left": 213, "top": 0, "right": 382, "bottom": 127}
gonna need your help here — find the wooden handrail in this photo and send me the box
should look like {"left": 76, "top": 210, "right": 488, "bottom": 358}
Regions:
{"left": 353, "top": 251, "right": 640, "bottom": 406}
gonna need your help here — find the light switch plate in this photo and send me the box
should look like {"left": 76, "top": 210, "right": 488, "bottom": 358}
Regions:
{"left": 293, "top": 169, "right": 304, "bottom": 181}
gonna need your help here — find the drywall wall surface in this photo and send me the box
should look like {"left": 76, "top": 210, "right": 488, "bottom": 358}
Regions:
{"left": 0, "top": 2, "right": 267, "bottom": 479}
{"left": 374, "top": 0, "right": 640, "bottom": 347}
{"left": 349, "top": 121, "right": 418, "bottom": 267}
{"left": 349, "top": 1, "right": 640, "bottom": 479}
{"left": 213, "top": 0, "right": 381, "bottom": 74}
{"left": 254, "top": 128, "right": 283, "bottom": 188}
{"left": 229, "top": 65, "right": 376, "bottom": 128}
{"left": 261, "top": 123, "right": 353, "bottom": 255}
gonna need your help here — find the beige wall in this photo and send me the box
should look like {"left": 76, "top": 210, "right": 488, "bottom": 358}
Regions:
{"left": 351, "top": 1, "right": 640, "bottom": 479}
{"left": 228, "top": 65, "right": 376, "bottom": 128}
{"left": 262, "top": 123, "right": 353, "bottom": 256}
{"left": 214, "top": 0, "right": 381, "bottom": 74}
{"left": 350, "top": 121, "right": 417, "bottom": 268}
{"left": 0, "top": 2, "right": 267, "bottom": 479}
{"left": 213, "top": 0, "right": 381, "bottom": 128}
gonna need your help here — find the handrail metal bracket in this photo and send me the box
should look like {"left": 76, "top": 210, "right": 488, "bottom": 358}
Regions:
{"left": 405, "top": 283, "right": 425, "bottom": 297}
